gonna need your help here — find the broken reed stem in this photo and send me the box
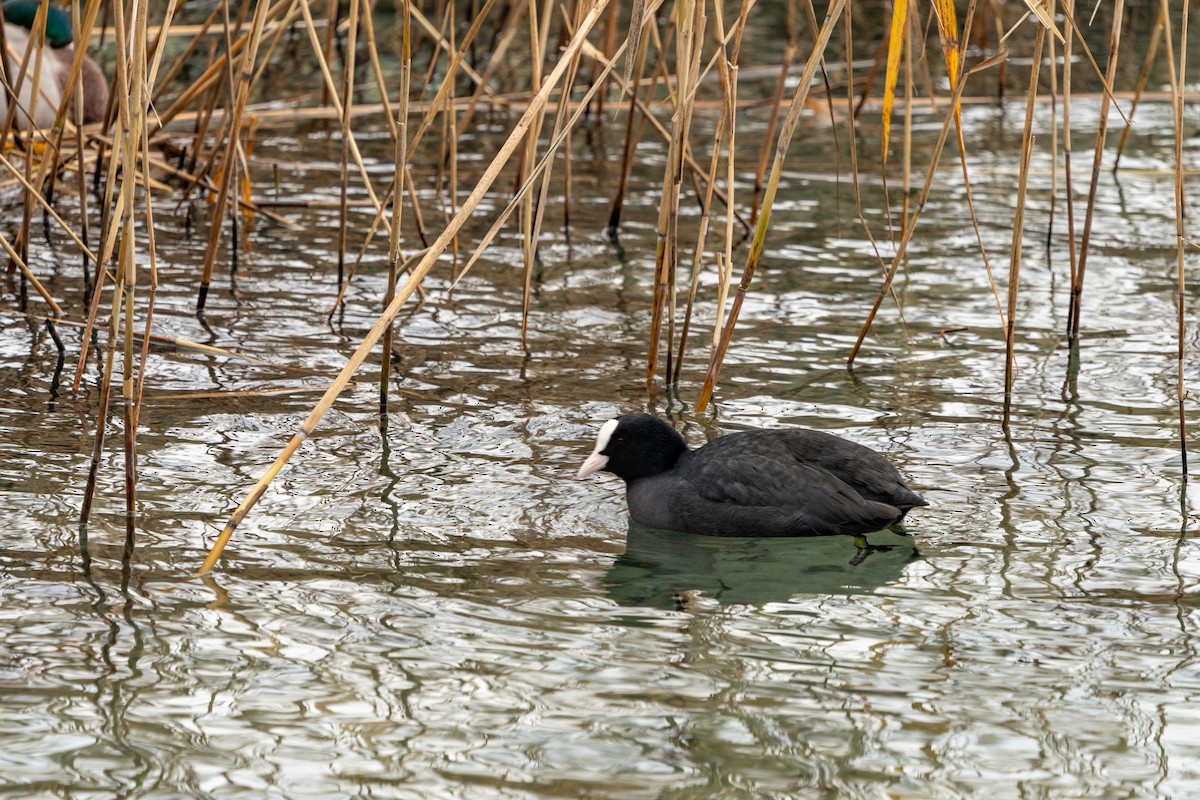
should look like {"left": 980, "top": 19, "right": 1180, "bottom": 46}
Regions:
{"left": 1066, "top": 0, "right": 1124, "bottom": 342}
{"left": 1003, "top": 26, "right": 1045, "bottom": 426}
{"left": 695, "top": 0, "right": 848, "bottom": 414}
{"left": 199, "top": 0, "right": 612, "bottom": 574}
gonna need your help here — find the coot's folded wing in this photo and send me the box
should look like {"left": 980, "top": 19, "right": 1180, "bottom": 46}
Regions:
{"left": 747, "top": 429, "right": 927, "bottom": 512}
{"left": 678, "top": 449, "right": 904, "bottom": 536}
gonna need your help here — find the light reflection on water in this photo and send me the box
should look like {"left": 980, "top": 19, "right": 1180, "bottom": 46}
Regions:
{"left": 3, "top": 95, "right": 1200, "bottom": 797}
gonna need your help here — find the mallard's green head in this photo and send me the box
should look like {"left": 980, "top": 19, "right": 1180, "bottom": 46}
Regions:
{"left": 2, "top": 0, "right": 73, "bottom": 48}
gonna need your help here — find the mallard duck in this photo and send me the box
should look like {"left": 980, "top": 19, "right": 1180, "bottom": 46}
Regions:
{"left": 1, "top": 0, "right": 107, "bottom": 128}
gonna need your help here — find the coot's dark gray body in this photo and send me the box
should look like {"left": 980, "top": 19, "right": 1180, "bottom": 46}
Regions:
{"left": 578, "top": 413, "right": 926, "bottom": 538}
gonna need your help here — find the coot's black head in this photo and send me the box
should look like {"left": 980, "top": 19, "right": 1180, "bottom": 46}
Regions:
{"left": 577, "top": 413, "right": 689, "bottom": 483}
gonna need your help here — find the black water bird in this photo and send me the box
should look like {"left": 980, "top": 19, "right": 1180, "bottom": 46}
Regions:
{"left": 578, "top": 413, "right": 926, "bottom": 541}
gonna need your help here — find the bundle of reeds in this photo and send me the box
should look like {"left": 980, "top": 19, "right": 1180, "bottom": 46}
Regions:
{"left": 0, "top": 1, "right": 1187, "bottom": 569}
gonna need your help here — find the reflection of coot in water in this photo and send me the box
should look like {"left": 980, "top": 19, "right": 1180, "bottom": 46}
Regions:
{"left": 604, "top": 523, "right": 919, "bottom": 608}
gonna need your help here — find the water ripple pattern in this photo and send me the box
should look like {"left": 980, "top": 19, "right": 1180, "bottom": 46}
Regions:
{"left": 2, "top": 95, "right": 1200, "bottom": 798}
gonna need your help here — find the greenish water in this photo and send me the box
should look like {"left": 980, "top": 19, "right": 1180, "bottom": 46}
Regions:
{"left": 3, "top": 66, "right": 1200, "bottom": 800}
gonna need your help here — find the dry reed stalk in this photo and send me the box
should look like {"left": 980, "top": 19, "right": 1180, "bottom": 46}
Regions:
{"left": 359, "top": 0, "right": 395, "bottom": 134}
{"left": 453, "top": 0, "right": 523, "bottom": 135}
{"left": 929, "top": 0, "right": 1004, "bottom": 329}
{"left": 148, "top": 1, "right": 223, "bottom": 107}
{"left": 526, "top": 0, "right": 587, "bottom": 324}
{"left": 901, "top": 0, "right": 914, "bottom": 233}
{"left": 841, "top": 3, "right": 909, "bottom": 338}
{"left": 0, "top": 232, "right": 62, "bottom": 313}
{"left": 199, "top": 0, "right": 612, "bottom": 574}
{"left": 592, "top": 0, "right": 619, "bottom": 116}
{"left": 0, "top": 151, "right": 99, "bottom": 261}
{"left": 596, "top": 24, "right": 750, "bottom": 237}
{"left": 0, "top": 9, "right": 13, "bottom": 146}
{"left": 0, "top": 2, "right": 43, "bottom": 141}
{"left": 852, "top": 20, "right": 890, "bottom": 120}
{"left": 119, "top": 0, "right": 150, "bottom": 525}
{"left": 604, "top": 23, "right": 653, "bottom": 234}
{"left": 519, "top": 0, "right": 549, "bottom": 349}
{"left": 293, "top": 0, "right": 393, "bottom": 219}
{"left": 79, "top": 0, "right": 152, "bottom": 527}
{"left": 14, "top": 5, "right": 50, "bottom": 270}
{"left": 748, "top": 0, "right": 796, "bottom": 226}
{"left": 25, "top": 0, "right": 103, "bottom": 220}
{"left": 710, "top": 1, "right": 753, "bottom": 353}
{"left": 1059, "top": 0, "right": 1078, "bottom": 357}
{"left": 846, "top": 3, "right": 1001, "bottom": 368}
{"left": 72, "top": 130, "right": 127, "bottom": 396}
{"left": 623, "top": 0, "right": 648, "bottom": 92}
{"left": 674, "top": 0, "right": 748, "bottom": 385}
{"left": 335, "top": 0, "right": 361, "bottom": 291}
{"left": 132, "top": 128, "right": 162, "bottom": 433}
{"left": 695, "top": 0, "right": 848, "bottom": 414}
{"left": 408, "top": 2, "right": 488, "bottom": 87}
{"left": 323, "top": 0, "right": 502, "bottom": 305}
{"left": 446, "top": 8, "right": 459, "bottom": 274}
{"left": 1003, "top": 25, "right": 1045, "bottom": 425}
{"left": 320, "top": 0, "right": 337, "bottom": 107}
{"left": 381, "top": 0, "right": 412, "bottom": 420}
{"left": 196, "top": 0, "right": 272, "bottom": 312}
{"left": 1159, "top": 0, "right": 1188, "bottom": 473}
{"left": 881, "top": 0, "right": 906, "bottom": 171}
{"left": 645, "top": 0, "right": 704, "bottom": 385}
{"left": 1066, "top": 0, "right": 1124, "bottom": 342}
{"left": 1113, "top": 5, "right": 1164, "bottom": 172}
{"left": 1045, "top": 2, "right": 1057, "bottom": 244}
{"left": 447, "top": 13, "right": 656, "bottom": 290}
{"left": 403, "top": 0, "right": 499, "bottom": 162}
{"left": 1051, "top": 11, "right": 1125, "bottom": 126}
{"left": 562, "top": 1, "right": 584, "bottom": 236}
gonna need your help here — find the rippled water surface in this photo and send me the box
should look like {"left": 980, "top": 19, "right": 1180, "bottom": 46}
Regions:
{"left": 4, "top": 86, "right": 1200, "bottom": 797}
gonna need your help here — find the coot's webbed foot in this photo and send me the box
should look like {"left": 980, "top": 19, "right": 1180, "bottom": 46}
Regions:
{"left": 850, "top": 534, "right": 896, "bottom": 566}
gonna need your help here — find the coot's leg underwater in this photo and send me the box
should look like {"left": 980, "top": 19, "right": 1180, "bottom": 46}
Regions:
{"left": 850, "top": 534, "right": 896, "bottom": 566}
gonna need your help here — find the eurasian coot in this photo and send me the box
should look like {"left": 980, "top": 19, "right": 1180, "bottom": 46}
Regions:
{"left": 578, "top": 413, "right": 926, "bottom": 538}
